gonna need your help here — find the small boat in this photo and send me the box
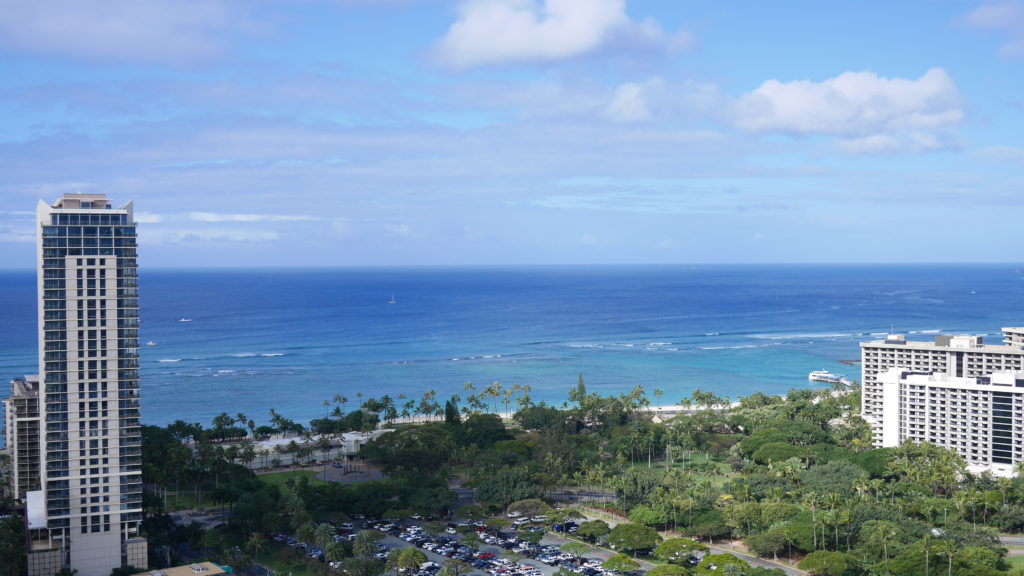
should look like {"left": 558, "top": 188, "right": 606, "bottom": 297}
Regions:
{"left": 388, "top": 294, "right": 397, "bottom": 305}
{"left": 808, "top": 370, "right": 843, "bottom": 384}
{"left": 145, "top": 341, "right": 157, "bottom": 346}
{"left": 179, "top": 318, "right": 192, "bottom": 322}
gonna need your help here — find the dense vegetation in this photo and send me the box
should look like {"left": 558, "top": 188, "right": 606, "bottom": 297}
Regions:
{"left": 5, "top": 377, "right": 1024, "bottom": 576}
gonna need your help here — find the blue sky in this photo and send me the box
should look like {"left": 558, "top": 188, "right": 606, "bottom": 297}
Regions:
{"left": 1, "top": 0, "right": 1022, "bottom": 268}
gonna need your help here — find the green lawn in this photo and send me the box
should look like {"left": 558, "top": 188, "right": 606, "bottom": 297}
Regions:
{"left": 1006, "top": 550, "right": 1024, "bottom": 570}
{"left": 259, "top": 469, "right": 329, "bottom": 491}
{"left": 655, "top": 455, "right": 735, "bottom": 488}
{"left": 159, "top": 490, "right": 218, "bottom": 512}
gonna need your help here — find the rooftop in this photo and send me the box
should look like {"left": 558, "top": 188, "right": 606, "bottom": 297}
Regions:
{"left": 132, "top": 562, "right": 226, "bottom": 576}
{"left": 52, "top": 193, "right": 111, "bottom": 210}
{"left": 862, "top": 332, "right": 1024, "bottom": 351}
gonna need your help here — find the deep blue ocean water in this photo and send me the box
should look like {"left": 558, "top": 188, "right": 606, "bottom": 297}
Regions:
{"left": 2, "top": 264, "right": 1024, "bottom": 428}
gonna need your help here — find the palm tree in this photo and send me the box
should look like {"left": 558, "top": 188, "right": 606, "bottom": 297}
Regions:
{"left": 942, "top": 538, "right": 957, "bottom": 576}
{"left": 297, "top": 521, "right": 316, "bottom": 547}
{"left": 200, "top": 529, "right": 222, "bottom": 559}
{"left": 385, "top": 548, "right": 404, "bottom": 576}
{"left": 502, "top": 388, "right": 514, "bottom": 416}
{"left": 296, "top": 521, "right": 318, "bottom": 572}
{"left": 439, "top": 559, "right": 473, "bottom": 576}
{"left": 353, "top": 529, "right": 383, "bottom": 557}
{"left": 876, "top": 520, "right": 899, "bottom": 573}
{"left": 318, "top": 436, "right": 334, "bottom": 470}
{"left": 314, "top": 523, "right": 336, "bottom": 552}
{"left": 399, "top": 548, "right": 427, "bottom": 572}
{"left": 246, "top": 532, "right": 266, "bottom": 562}
{"left": 722, "top": 565, "right": 742, "bottom": 576}
{"left": 325, "top": 541, "right": 347, "bottom": 567}
{"left": 922, "top": 532, "right": 932, "bottom": 576}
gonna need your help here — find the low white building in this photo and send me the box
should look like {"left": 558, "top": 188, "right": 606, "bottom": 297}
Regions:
{"left": 247, "top": 429, "right": 393, "bottom": 469}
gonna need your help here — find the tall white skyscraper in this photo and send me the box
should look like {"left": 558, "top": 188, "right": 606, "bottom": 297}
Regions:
{"left": 19, "top": 194, "right": 147, "bottom": 576}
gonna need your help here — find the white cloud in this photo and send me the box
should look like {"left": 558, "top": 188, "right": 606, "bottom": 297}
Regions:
{"left": 189, "top": 212, "right": 320, "bottom": 223}
{"left": 966, "top": 2, "right": 1024, "bottom": 57}
{"left": 141, "top": 227, "right": 280, "bottom": 245}
{"left": 432, "top": 0, "right": 693, "bottom": 69}
{"left": 734, "top": 68, "right": 963, "bottom": 152}
{"left": 134, "top": 212, "right": 163, "bottom": 224}
{"left": 605, "top": 82, "right": 651, "bottom": 122}
{"left": 836, "top": 135, "right": 902, "bottom": 155}
{"left": 534, "top": 189, "right": 767, "bottom": 216}
{"left": 976, "top": 145, "right": 1024, "bottom": 162}
{"left": 0, "top": 0, "right": 261, "bottom": 64}
{"left": 384, "top": 223, "right": 415, "bottom": 237}
{"left": 0, "top": 225, "right": 34, "bottom": 243}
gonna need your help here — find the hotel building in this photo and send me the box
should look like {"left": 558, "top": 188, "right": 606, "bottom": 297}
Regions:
{"left": 4, "top": 194, "right": 147, "bottom": 576}
{"left": 877, "top": 369, "right": 1024, "bottom": 476}
{"left": 861, "top": 329, "right": 1024, "bottom": 473}
{"left": 4, "top": 376, "right": 42, "bottom": 500}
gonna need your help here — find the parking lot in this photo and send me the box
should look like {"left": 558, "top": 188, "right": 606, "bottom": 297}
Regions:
{"left": 273, "top": 516, "right": 628, "bottom": 576}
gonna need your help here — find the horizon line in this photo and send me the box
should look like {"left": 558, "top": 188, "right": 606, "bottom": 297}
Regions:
{"left": 0, "top": 261, "right": 1022, "bottom": 273}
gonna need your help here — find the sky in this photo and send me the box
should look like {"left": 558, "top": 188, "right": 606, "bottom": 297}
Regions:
{"left": 0, "top": 0, "right": 1023, "bottom": 268}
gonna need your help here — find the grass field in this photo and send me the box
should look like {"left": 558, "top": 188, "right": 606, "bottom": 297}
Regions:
{"left": 158, "top": 490, "right": 217, "bottom": 512}
{"left": 1006, "top": 549, "right": 1024, "bottom": 570}
{"left": 259, "top": 469, "right": 329, "bottom": 490}
{"left": 655, "top": 454, "right": 735, "bottom": 488}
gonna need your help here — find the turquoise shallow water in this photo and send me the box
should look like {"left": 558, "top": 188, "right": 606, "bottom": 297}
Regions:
{"left": 2, "top": 264, "right": 1023, "bottom": 427}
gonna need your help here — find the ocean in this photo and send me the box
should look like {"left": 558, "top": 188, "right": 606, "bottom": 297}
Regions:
{"left": 2, "top": 264, "right": 1024, "bottom": 428}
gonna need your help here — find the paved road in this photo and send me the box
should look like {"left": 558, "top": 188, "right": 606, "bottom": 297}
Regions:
{"left": 170, "top": 507, "right": 230, "bottom": 530}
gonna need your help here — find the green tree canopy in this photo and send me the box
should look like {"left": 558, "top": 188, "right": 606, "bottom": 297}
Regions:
{"left": 653, "top": 537, "right": 709, "bottom": 564}
{"left": 1, "top": 514, "right": 30, "bottom": 576}
{"left": 628, "top": 504, "right": 669, "bottom": 526}
{"left": 473, "top": 465, "right": 542, "bottom": 509}
{"left": 646, "top": 565, "right": 689, "bottom": 576}
{"left": 799, "top": 460, "right": 868, "bottom": 495}
{"left": 507, "top": 498, "right": 553, "bottom": 517}
{"left": 797, "top": 550, "right": 860, "bottom": 576}
{"left": 461, "top": 413, "right": 512, "bottom": 448}
{"left": 514, "top": 405, "right": 565, "bottom": 431}
{"left": 602, "top": 553, "right": 641, "bottom": 573}
{"left": 694, "top": 553, "right": 750, "bottom": 576}
{"left": 560, "top": 541, "right": 590, "bottom": 559}
{"left": 360, "top": 425, "right": 456, "bottom": 473}
{"left": 577, "top": 519, "right": 611, "bottom": 542}
{"left": 607, "top": 523, "right": 662, "bottom": 556}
